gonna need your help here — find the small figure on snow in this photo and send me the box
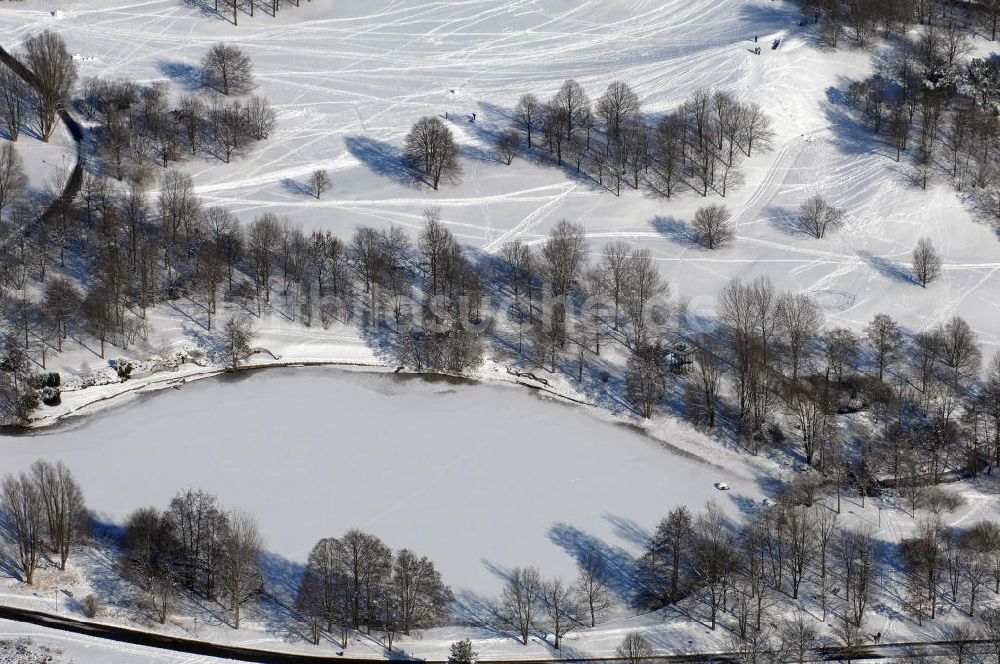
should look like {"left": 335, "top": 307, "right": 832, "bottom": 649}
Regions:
{"left": 471, "top": 112, "right": 477, "bottom": 122}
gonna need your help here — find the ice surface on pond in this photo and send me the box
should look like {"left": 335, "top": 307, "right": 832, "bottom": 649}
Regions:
{"left": 1, "top": 369, "right": 760, "bottom": 595}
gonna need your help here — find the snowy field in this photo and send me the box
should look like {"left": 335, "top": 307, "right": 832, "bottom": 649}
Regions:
{"left": 0, "top": 368, "right": 761, "bottom": 597}
{"left": 1, "top": 0, "right": 997, "bottom": 351}
{"left": 1, "top": 0, "right": 1000, "bottom": 659}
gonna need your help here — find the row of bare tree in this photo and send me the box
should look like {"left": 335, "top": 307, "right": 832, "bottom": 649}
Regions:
{"left": 0, "top": 460, "right": 87, "bottom": 585}
{"left": 295, "top": 531, "right": 452, "bottom": 649}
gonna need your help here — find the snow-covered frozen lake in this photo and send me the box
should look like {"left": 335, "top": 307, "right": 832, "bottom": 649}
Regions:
{"left": 1, "top": 369, "right": 760, "bottom": 596}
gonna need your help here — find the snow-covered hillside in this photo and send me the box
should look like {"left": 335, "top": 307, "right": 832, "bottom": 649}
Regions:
{"left": 2, "top": 0, "right": 997, "bottom": 350}
{"left": 2, "top": 0, "right": 1000, "bottom": 661}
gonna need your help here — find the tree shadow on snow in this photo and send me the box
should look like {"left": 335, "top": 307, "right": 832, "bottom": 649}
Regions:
{"left": 344, "top": 135, "right": 418, "bottom": 188}
{"left": 857, "top": 249, "right": 915, "bottom": 286}
{"left": 258, "top": 550, "right": 309, "bottom": 643}
{"left": 764, "top": 204, "right": 811, "bottom": 238}
{"left": 156, "top": 60, "right": 203, "bottom": 92}
{"left": 650, "top": 215, "right": 696, "bottom": 247}
{"left": 823, "top": 84, "right": 898, "bottom": 160}
{"left": 280, "top": 177, "right": 313, "bottom": 198}
{"left": 547, "top": 522, "right": 643, "bottom": 606}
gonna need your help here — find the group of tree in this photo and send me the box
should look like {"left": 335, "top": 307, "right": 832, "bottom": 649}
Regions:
{"left": 0, "top": 460, "right": 88, "bottom": 585}
{"left": 826, "top": 1, "right": 1000, "bottom": 228}
{"left": 499, "top": 82, "right": 772, "bottom": 200}
{"left": 120, "top": 488, "right": 263, "bottom": 628}
{"left": 203, "top": 0, "right": 312, "bottom": 27}
{"left": 799, "top": 0, "right": 1000, "bottom": 48}
{"left": 79, "top": 42, "right": 273, "bottom": 184}
{"left": 294, "top": 530, "right": 452, "bottom": 649}
{"left": 496, "top": 551, "right": 612, "bottom": 649}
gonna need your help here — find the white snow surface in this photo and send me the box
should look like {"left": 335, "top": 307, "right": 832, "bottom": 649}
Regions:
{"left": 0, "top": 618, "right": 230, "bottom": 663}
{"left": 2, "top": 368, "right": 761, "bottom": 596}
{"left": 1, "top": 0, "right": 998, "bottom": 353}
{"left": 0, "top": 0, "right": 999, "bottom": 659}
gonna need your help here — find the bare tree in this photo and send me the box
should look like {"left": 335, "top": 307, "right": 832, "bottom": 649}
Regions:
{"left": 0, "top": 64, "right": 28, "bottom": 142}
{"left": 29, "top": 460, "right": 86, "bottom": 570}
{"left": 209, "top": 99, "right": 251, "bottom": 163}
{"left": 692, "top": 205, "right": 733, "bottom": 249}
{"left": 222, "top": 315, "right": 254, "bottom": 368}
{"left": 540, "top": 220, "right": 586, "bottom": 297}
{"left": 392, "top": 548, "right": 451, "bottom": 635}
{"left": 309, "top": 169, "right": 330, "bottom": 199}
{"left": 739, "top": 102, "right": 773, "bottom": 157}
{"left": 0, "top": 143, "right": 28, "bottom": 219}
{"left": 219, "top": 510, "right": 262, "bottom": 629}
{"left": 597, "top": 80, "right": 640, "bottom": 147}
{"left": 201, "top": 44, "right": 255, "bottom": 96}
{"left": 615, "top": 632, "right": 653, "bottom": 663}
{"left": 623, "top": 248, "right": 667, "bottom": 346}
{"left": 625, "top": 342, "right": 667, "bottom": 418}
{"left": 574, "top": 548, "right": 610, "bottom": 627}
{"left": 502, "top": 566, "right": 542, "bottom": 645}
{"left": 1, "top": 472, "right": 44, "bottom": 584}
{"left": 495, "top": 130, "right": 519, "bottom": 165}
{"left": 404, "top": 117, "right": 461, "bottom": 190}
{"left": 775, "top": 292, "right": 823, "bottom": 386}
{"left": 513, "top": 93, "right": 542, "bottom": 148}
{"left": 242, "top": 94, "right": 275, "bottom": 139}
{"left": 779, "top": 615, "right": 818, "bottom": 664}
{"left": 690, "top": 501, "right": 736, "bottom": 630}
{"left": 552, "top": 79, "right": 590, "bottom": 139}
{"left": 797, "top": 195, "right": 845, "bottom": 238}
{"left": 296, "top": 537, "right": 347, "bottom": 645}
{"left": 865, "top": 313, "right": 903, "bottom": 382}
{"left": 912, "top": 237, "right": 942, "bottom": 287}
{"left": 543, "top": 577, "right": 576, "bottom": 649}
{"left": 23, "top": 31, "right": 77, "bottom": 142}
{"left": 824, "top": 327, "right": 859, "bottom": 382}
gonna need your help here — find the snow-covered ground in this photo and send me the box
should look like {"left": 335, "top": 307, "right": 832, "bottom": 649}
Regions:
{"left": 2, "top": 368, "right": 763, "bottom": 596}
{"left": 0, "top": 618, "right": 232, "bottom": 662}
{"left": 2, "top": 0, "right": 997, "bottom": 351}
{"left": 1, "top": 0, "right": 1000, "bottom": 660}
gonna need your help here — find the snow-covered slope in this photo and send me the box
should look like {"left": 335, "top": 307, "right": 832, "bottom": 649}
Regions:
{"left": 2, "top": 0, "right": 997, "bottom": 349}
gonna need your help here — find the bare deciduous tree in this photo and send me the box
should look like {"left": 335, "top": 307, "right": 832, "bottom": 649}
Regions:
{"left": 218, "top": 509, "right": 262, "bottom": 629}
{"left": 574, "top": 548, "right": 610, "bottom": 627}
{"left": 502, "top": 566, "right": 542, "bottom": 645}
{"left": 912, "top": 237, "right": 942, "bottom": 287}
{"left": 495, "top": 130, "right": 519, "bottom": 165}
{"left": 692, "top": 205, "right": 733, "bottom": 249}
{"left": 797, "top": 195, "right": 845, "bottom": 238}
{"left": 513, "top": 93, "right": 542, "bottom": 148}
{"left": 615, "top": 632, "right": 653, "bottom": 663}
{"left": 23, "top": 30, "right": 77, "bottom": 142}
{"left": 1, "top": 472, "right": 44, "bottom": 584}
{"left": 543, "top": 577, "right": 576, "bottom": 649}
{"left": 0, "top": 143, "right": 28, "bottom": 218}
{"left": 625, "top": 342, "right": 667, "bottom": 418}
{"left": 865, "top": 313, "right": 903, "bottom": 382}
{"left": 309, "top": 169, "right": 330, "bottom": 199}
{"left": 29, "top": 460, "right": 86, "bottom": 570}
{"left": 0, "top": 64, "right": 28, "bottom": 142}
{"left": 222, "top": 315, "right": 254, "bottom": 368}
{"left": 404, "top": 117, "right": 461, "bottom": 190}
{"left": 201, "top": 44, "right": 255, "bottom": 96}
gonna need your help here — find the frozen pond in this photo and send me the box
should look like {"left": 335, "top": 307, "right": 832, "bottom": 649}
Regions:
{"left": 1, "top": 369, "right": 761, "bottom": 596}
